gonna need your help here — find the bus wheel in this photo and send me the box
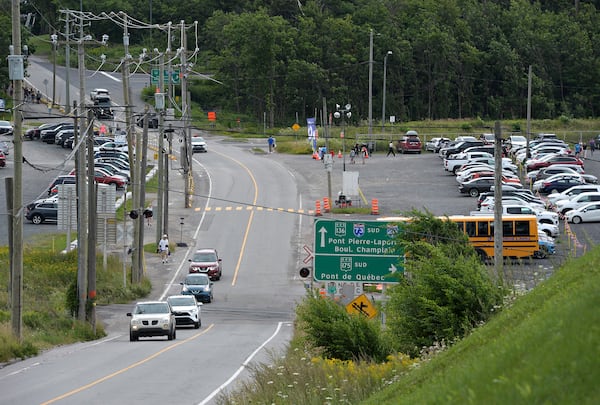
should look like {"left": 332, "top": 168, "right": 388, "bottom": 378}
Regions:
{"left": 475, "top": 249, "right": 487, "bottom": 262}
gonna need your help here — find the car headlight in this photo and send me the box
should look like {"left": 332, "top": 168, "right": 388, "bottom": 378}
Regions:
{"left": 182, "top": 285, "right": 189, "bottom": 292}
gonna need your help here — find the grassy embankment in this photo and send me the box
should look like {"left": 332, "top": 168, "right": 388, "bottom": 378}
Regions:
{"left": 217, "top": 245, "right": 600, "bottom": 404}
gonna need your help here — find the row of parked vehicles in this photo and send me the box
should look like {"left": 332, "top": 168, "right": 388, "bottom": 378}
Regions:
{"left": 24, "top": 126, "right": 132, "bottom": 224}
{"left": 433, "top": 133, "right": 600, "bottom": 258}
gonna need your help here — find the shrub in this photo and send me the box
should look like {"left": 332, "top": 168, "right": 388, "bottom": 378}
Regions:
{"left": 384, "top": 212, "right": 505, "bottom": 357}
{"left": 295, "top": 293, "right": 391, "bottom": 362}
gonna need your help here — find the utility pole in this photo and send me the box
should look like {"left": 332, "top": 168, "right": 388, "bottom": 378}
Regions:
{"left": 10, "top": 0, "right": 24, "bottom": 340}
{"left": 138, "top": 112, "right": 149, "bottom": 274}
{"left": 64, "top": 14, "right": 71, "bottom": 114}
{"left": 87, "top": 108, "right": 97, "bottom": 332}
{"left": 493, "top": 121, "right": 503, "bottom": 281}
{"left": 180, "top": 20, "right": 192, "bottom": 208}
{"left": 368, "top": 29, "right": 373, "bottom": 141}
{"left": 121, "top": 14, "right": 140, "bottom": 283}
{"left": 156, "top": 52, "right": 165, "bottom": 246}
{"left": 76, "top": 12, "right": 88, "bottom": 321}
{"left": 526, "top": 65, "right": 532, "bottom": 159}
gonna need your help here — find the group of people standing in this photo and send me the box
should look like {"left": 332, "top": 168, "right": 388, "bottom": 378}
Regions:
{"left": 349, "top": 143, "right": 369, "bottom": 164}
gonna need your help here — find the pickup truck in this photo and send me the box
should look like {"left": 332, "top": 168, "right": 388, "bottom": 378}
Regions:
{"left": 444, "top": 151, "right": 493, "bottom": 173}
{"left": 90, "top": 88, "right": 110, "bottom": 101}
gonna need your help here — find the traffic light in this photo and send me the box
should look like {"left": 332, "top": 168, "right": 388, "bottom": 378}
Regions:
{"left": 299, "top": 267, "right": 311, "bottom": 278}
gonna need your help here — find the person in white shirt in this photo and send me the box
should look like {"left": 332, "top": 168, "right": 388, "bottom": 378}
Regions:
{"left": 158, "top": 234, "right": 169, "bottom": 263}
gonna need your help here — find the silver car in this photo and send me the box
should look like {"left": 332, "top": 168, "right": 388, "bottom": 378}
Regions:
{"left": 0, "top": 140, "right": 8, "bottom": 155}
{"left": 127, "top": 301, "right": 176, "bottom": 341}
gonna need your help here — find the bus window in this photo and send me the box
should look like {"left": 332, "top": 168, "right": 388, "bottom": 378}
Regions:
{"left": 465, "top": 220, "right": 476, "bottom": 237}
{"left": 477, "top": 221, "right": 490, "bottom": 237}
{"left": 503, "top": 221, "right": 514, "bottom": 236}
{"left": 514, "top": 220, "right": 530, "bottom": 236}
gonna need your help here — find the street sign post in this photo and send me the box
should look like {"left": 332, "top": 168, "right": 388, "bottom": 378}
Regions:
{"left": 313, "top": 219, "right": 402, "bottom": 283}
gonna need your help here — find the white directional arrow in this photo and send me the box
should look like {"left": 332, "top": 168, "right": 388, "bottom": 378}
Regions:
{"left": 319, "top": 226, "right": 328, "bottom": 248}
{"left": 389, "top": 263, "right": 397, "bottom": 274}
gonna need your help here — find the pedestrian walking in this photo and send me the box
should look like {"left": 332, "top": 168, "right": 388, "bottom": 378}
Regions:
{"left": 158, "top": 234, "right": 169, "bottom": 263}
{"left": 349, "top": 148, "right": 356, "bottom": 164}
{"left": 589, "top": 138, "right": 596, "bottom": 156}
{"left": 582, "top": 142, "right": 588, "bottom": 159}
{"left": 386, "top": 141, "right": 396, "bottom": 157}
{"left": 268, "top": 135, "right": 275, "bottom": 153}
{"left": 143, "top": 206, "right": 153, "bottom": 226}
{"left": 361, "top": 145, "right": 368, "bottom": 164}
{"left": 574, "top": 141, "right": 582, "bottom": 158}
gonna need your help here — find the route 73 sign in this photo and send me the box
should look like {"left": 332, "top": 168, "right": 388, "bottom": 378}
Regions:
{"left": 313, "top": 219, "right": 403, "bottom": 283}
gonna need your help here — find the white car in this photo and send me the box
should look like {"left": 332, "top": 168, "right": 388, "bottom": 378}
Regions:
{"left": 166, "top": 295, "right": 201, "bottom": 329}
{"left": 564, "top": 202, "right": 600, "bottom": 224}
{"left": 98, "top": 141, "right": 128, "bottom": 152}
{"left": 547, "top": 185, "right": 600, "bottom": 205}
{"left": 554, "top": 192, "right": 600, "bottom": 215}
{"left": 479, "top": 196, "right": 545, "bottom": 211}
{"left": 477, "top": 202, "right": 558, "bottom": 226}
{"left": 425, "top": 137, "right": 450, "bottom": 152}
{"left": 0, "top": 120, "right": 13, "bottom": 136}
{"left": 191, "top": 135, "right": 207, "bottom": 153}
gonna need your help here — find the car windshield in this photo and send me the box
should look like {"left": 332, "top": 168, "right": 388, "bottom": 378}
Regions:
{"left": 185, "top": 275, "right": 209, "bottom": 285}
{"left": 134, "top": 303, "right": 170, "bottom": 314}
{"left": 168, "top": 297, "right": 197, "bottom": 306}
{"left": 192, "top": 252, "right": 217, "bottom": 262}
{"left": 193, "top": 137, "right": 205, "bottom": 142}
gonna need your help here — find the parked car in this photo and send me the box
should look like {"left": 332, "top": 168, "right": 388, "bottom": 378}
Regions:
{"left": 0, "top": 151, "right": 5, "bottom": 167}
{"left": 425, "top": 137, "right": 450, "bottom": 152}
{"left": 47, "top": 175, "right": 76, "bottom": 195}
{"left": 506, "top": 135, "right": 527, "bottom": 151}
{"left": 554, "top": 192, "right": 600, "bottom": 215}
{"left": 95, "top": 157, "right": 130, "bottom": 171}
{"left": 188, "top": 248, "right": 222, "bottom": 280}
{"left": 94, "top": 150, "right": 130, "bottom": 162}
{"left": 547, "top": 185, "right": 600, "bottom": 206}
{"left": 191, "top": 135, "right": 207, "bottom": 153}
{"left": 458, "top": 177, "right": 495, "bottom": 197}
{"left": 55, "top": 129, "right": 74, "bottom": 147}
{"left": 97, "top": 141, "right": 128, "bottom": 153}
{"left": 477, "top": 203, "right": 559, "bottom": 226}
{"left": 535, "top": 232, "right": 556, "bottom": 259}
{"left": 0, "top": 140, "right": 9, "bottom": 155}
{"left": 166, "top": 295, "right": 201, "bottom": 329}
{"left": 25, "top": 122, "right": 60, "bottom": 140}
{"left": 397, "top": 130, "right": 422, "bottom": 154}
{"left": 534, "top": 174, "right": 585, "bottom": 194}
{"left": 0, "top": 120, "right": 13, "bottom": 136}
{"left": 126, "top": 301, "right": 176, "bottom": 341}
{"left": 439, "top": 139, "right": 484, "bottom": 158}
{"left": 444, "top": 151, "right": 493, "bottom": 173}
{"left": 180, "top": 273, "right": 214, "bottom": 303}
{"left": 25, "top": 197, "right": 58, "bottom": 224}
{"left": 532, "top": 165, "right": 597, "bottom": 185}
{"left": 70, "top": 168, "right": 127, "bottom": 188}
{"left": 93, "top": 161, "right": 130, "bottom": 181}
{"left": 480, "top": 133, "right": 495, "bottom": 144}
{"left": 526, "top": 154, "right": 584, "bottom": 171}
{"left": 564, "top": 202, "right": 600, "bottom": 224}
{"left": 41, "top": 123, "right": 73, "bottom": 144}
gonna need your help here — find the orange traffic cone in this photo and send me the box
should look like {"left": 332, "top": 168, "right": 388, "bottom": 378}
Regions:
{"left": 338, "top": 150, "right": 342, "bottom": 158}
{"left": 315, "top": 200, "right": 323, "bottom": 216}
{"left": 312, "top": 151, "right": 320, "bottom": 160}
{"left": 323, "top": 197, "right": 331, "bottom": 213}
{"left": 371, "top": 199, "right": 379, "bottom": 215}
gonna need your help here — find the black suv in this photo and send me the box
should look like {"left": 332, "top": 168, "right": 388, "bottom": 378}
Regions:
{"left": 441, "top": 140, "right": 485, "bottom": 158}
{"left": 41, "top": 123, "right": 74, "bottom": 144}
{"left": 137, "top": 113, "right": 159, "bottom": 129}
{"left": 25, "top": 198, "right": 58, "bottom": 224}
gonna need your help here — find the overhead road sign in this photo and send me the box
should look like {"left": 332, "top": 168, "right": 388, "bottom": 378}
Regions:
{"left": 313, "top": 219, "right": 402, "bottom": 283}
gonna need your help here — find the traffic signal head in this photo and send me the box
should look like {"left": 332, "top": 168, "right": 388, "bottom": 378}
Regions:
{"left": 299, "top": 267, "right": 311, "bottom": 278}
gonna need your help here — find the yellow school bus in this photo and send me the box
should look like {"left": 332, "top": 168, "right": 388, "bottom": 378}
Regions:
{"left": 379, "top": 215, "right": 539, "bottom": 259}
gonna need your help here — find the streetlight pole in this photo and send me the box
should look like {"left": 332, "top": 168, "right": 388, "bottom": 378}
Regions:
{"left": 381, "top": 50, "right": 392, "bottom": 133}
{"left": 334, "top": 104, "right": 352, "bottom": 172}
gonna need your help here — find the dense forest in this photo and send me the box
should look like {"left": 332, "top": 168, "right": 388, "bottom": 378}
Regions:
{"left": 3, "top": 0, "right": 600, "bottom": 127}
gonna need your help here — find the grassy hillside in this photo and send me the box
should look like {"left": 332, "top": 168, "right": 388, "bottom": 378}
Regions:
{"left": 362, "top": 246, "right": 600, "bottom": 404}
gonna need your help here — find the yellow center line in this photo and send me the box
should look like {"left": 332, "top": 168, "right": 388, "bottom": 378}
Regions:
{"left": 210, "top": 150, "right": 259, "bottom": 287}
{"left": 41, "top": 324, "right": 215, "bottom": 404}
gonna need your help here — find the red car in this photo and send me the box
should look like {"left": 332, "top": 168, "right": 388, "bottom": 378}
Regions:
{"left": 69, "top": 167, "right": 128, "bottom": 188}
{"left": 397, "top": 130, "right": 422, "bottom": 154}
{"left": 0, "top": 151, "right": 5, "bottom": 167}
{"left": 188, "top": 248, "right": 222, "bottom": 281}
{"left": 526, "top": 154, "right": 584, "bottom": 171}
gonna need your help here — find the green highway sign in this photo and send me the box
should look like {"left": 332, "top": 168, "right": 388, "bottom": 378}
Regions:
{"left": 151, "top": 68, "right": 181, "bottom": 85}
{"left": 313, "top": 219, "right": 403, "bottom": 283}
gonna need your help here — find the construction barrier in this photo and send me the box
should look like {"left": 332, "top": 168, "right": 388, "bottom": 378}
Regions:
{"left": 323, "top": 197, "right": 331, "bottom": 213}
{"left": 315, "top": 200, "right": 323, "bottom": 216}
{"left": 371, "top": 198, "right": 379, "bottom": 215}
